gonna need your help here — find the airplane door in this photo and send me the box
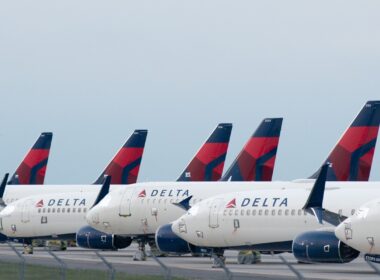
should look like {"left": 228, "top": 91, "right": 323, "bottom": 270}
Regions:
{"left": 209, "top": 198, "right": 224, "bottom": 228}
{"left": 21, "top": 199, "right": 33, "bottom": 223}
{"left": 119, "top": 188, "right": 134, "bottom": 217}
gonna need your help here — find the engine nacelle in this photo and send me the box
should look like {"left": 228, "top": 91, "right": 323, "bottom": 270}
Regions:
{"left": 0, "top": 233, "right": 7, "bottom": 243}
{"left": 155, "top": 224, "right": 191, "bottom": 254}
{"left": 155, "top": 224, "right": 211, "bottom": 255}
{"left": 292, "top": 231, "right": 359, "bottom": 263}
{"left": 76, "top": 226, "right": 132, "bottom": 250}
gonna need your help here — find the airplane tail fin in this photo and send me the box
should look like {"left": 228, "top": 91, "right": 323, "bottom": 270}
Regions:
{"left": 8, "top": 132, "right": 53, "bottom": 185}
{"left": 310, "top": 101, "right": 380, "bottom": 181}
{"left": 177, "top": 123, "right": 232, "bottom": 181}
{"left": 221, "top": 118, "right": 283, "bottom": 181}
{"left": 94, "top": 130, "right": 148, "bottom": 185}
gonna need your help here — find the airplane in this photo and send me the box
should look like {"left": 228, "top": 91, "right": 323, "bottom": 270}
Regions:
{"left": 0, "top": 123, "right": 233, "bottom": 256}
{"left": 0, "top": 129, "right": 147, "bottom": 251}
{"left": 0, "top": 119, "right": 285, "bottom": 260}
{"left": 84, "top": 101, "right": 380, "bottom": 260}
{"left": 154, "top": 164, "right": 365, "bottom": 265}
{"left": 8, "top": 132, "right": 53, "bottom": 185}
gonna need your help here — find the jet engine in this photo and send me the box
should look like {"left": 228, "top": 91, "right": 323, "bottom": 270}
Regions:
{"left": 155, "top": 224, "right": 210, "bottom": 255}
{"left": 292, "top": 230, "right": 359, "bottom": 263}
{"left": 76, "top": 226, "right": 132, "bottom": 250}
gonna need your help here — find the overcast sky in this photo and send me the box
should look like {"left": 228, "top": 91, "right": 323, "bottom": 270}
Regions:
{"left": 0, "top": 1, "right": 379, "bottom": 183}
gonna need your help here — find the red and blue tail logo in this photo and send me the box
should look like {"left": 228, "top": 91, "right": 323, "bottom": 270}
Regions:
{"left": 221, "top": 118, "right": 283, "bottom": 181}
{"left": 8, "top": 132, "right": 53, "bottom": 185}
{"left": 226, "top": 198, "right": 236, "bottom": 208}
{"left": 310, "top": 101, "right": 380, "bottom": 181}
{"left": 177, "top": 123, "right": 232, "bottom": 181}
{"left": 95, "top": 130, "right": 148, "bottom": 185}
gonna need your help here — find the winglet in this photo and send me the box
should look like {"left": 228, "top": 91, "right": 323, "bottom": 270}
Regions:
{"left": 173, "top": 195, "right": 193, "bottom": 211}
{"left": 0, "top": 173, "right": 9, "bottom": 207}
{"left": 92, "top": 175, "right": 111, "bottom": 208}
{"left": 303, "top": 164, "right": 329, "bottom": 224}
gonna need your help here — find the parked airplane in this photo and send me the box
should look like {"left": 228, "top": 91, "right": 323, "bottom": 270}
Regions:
{"left": 0, "top": 124, "right": 233, "bottom": 255}
{"left": 155, "top": 164, "right": 365, "bottom": 265}
{"left": 85, "top": 101, "right": 380, "bottom": 260}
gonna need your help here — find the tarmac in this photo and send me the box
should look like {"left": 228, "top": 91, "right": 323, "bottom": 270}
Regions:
{"left": 1, "top": 243, "right": 380, "bottom": 279}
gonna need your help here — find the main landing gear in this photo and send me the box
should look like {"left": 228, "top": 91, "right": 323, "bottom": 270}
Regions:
{"left": 133, "top": 239, "right": 147, "bottom": 261}
{"left": 211, "top": 249, "right": 226, "bottom": 268}
{"left": 23, "top": 239, "right": 33, "bottom": 255}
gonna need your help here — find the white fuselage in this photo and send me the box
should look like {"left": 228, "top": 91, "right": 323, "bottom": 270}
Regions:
{"left": 0, "top": 185, "right": 122, "bottom": 238}
{"left": 335, "top": 199, "right": 380, "bottom": 255}
{"left": 87, "top": 181, "right": 380, "bottom": 245}
{"left": 170, "top": 187, "right": 380, "bottom": 250}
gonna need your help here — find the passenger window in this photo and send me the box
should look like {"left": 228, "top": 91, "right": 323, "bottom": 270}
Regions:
{"left": 246, "top": 209, "right": 251, "bottom": 216}
{"left": 38, "top": 209, "right": 41, "bottom": 214}
{"left": 291, "top": 209, "right": 295, "bottom": 216}
{"left": 78, "top": 208, "right": 81, "bottom": 213}
{"left": 264, "top": 210, "right": 269, "bottom": 216}
{"left": 62, "top": 208, "right": 65, "bottom": 213}
{"left": 73, "top": 208, "right": 76, "bottom": 213}
{"left": 229, "top": 209, "right": 233, "bottom": 216}
{"left": 252, "top": 209, "right": 256, "bottom": 216}
{"left": 351, "top": 209, "right": 355, "bottom": 215}
{"left": 271, "top": 209, "right": 276, "bottom": 216}
{"left": 43, "top": 208, "right": 46, "bottom": 213}
{"left": 57, "top": 208, "right": 61, "bottom": 213}
{"left": 241, "top": 210, "right": 244, "bottom": 216}
{"left": 67, "top": 208, "right": 70, "bottom": 213}
{"left": 83, "top": 208, "right": 87, "bottom": 213}
{"left": 278, "top": 209, "right": 282, "bottom": 215}
{"left": 258, "top": 209, "right": 263, "bottom": 216}
{"left": 298, "top": 209, "right": 302, "bottom": 216}
{"left": 52, "top": 208, "right": 55, "bottom": 213}
{"left": 285, "top": 209, "right": 289, "bottom": 216}
{"left": 234, "top": 209, "right": 239, "bottom": 216}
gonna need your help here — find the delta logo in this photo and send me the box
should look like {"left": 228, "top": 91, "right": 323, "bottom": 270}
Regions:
{"left": 36, "top": 200, "right": 44, "bottom": 208}
{"left": 226, "top": 198, "right": 236, "bottom": 208}
{"left": 138, "top": 190, "right": 146, "bottom": 198}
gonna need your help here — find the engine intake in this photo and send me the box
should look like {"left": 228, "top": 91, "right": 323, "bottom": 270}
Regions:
{"left": 292, "top": 230, "right": 359, "bottom": 263}
{"left": 76, "top": 226, "right": 132, "bottom": 250}
{"left": 155, "top": 224, "right": 212, "bottom": 256}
